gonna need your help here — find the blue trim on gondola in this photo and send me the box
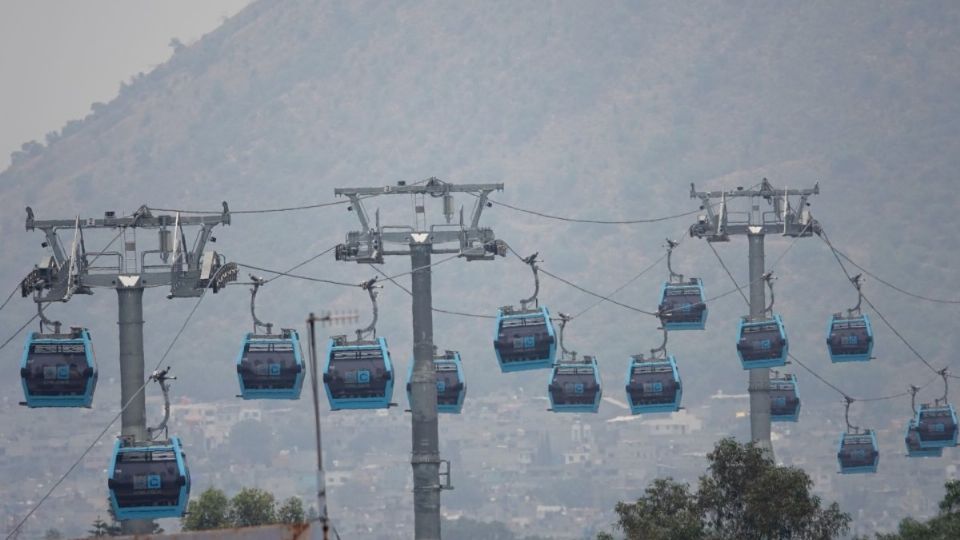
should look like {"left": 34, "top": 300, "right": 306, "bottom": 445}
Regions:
{"left": 406, "top": 352, "right": 467, "bottom": 414}
{"left": 625, "top": 355, "right": 682, "bottom": 414}
{"left": 658, "top": 279, "right": 707, "bottom": 330}
{"left": 770, "top": 373, "right": 800, "bottom": 422}
{"left": 235, "top": 331, "right": 304, "bottom": 400}
{"left": 20, "top": 329, "right": 98, "bottom": 408}
{"left": 826, "top": 313, "right": 874, "bottom": 363}
{"left": 837, "top": 431, "right": 879, "bottom": 474}
{"left": 913, "top": 404, "right": 959, "bottom": 449}
{"left": 737, "top": 314, "right": 788, "bottom": 369}
{"left": 494, "top": 306, "right": 557, "bottom": 372}
{"left": 108, "top": 436, "right": 190, "bottom": 520}
{"left": 548, "top": 356, "right": 602, "bottom": 413}
{"left": 323, "top": 336, "right": 394, "bottom": 410}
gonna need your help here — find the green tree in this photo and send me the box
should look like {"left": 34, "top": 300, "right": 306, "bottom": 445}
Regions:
{"left": 44, "top": 529, "right": 63, "bottom": 540}
{"left": 182, "top": 487, "right": 231, "bottom": 531}
{"left": 229, "top": 487, "right": 277, "bottom": 527}
{"left": 877, "top": 480, "right": 960, "bottom": 539}
{"left": 599, "top": 478, "right": 703, "bottom": 540}
{"left": 277, "top": 496, "right": 306, "bottom": 524}
{"left": 600, "top": 438, "right": 850, "bottom": 540}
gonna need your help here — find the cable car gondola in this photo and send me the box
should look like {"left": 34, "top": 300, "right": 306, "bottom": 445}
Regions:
{"left": 20, "top": 326, "right": 98, "bottom": 408}
{"left": 770, "top": 373, "right": 800, "bottom": 422}
{"left": 236, "top": 329, "right": 304, "bottom": 400}
{"left": 494, "top": 254, "right": 556, "bottom": 372}
{"left": 495, "top": 306, "right": 557, "bottom": 372}
{"left": 324, "top": 336, "right": 393, "bottom": 410}
{"left": 905, "top": 420, "right": 943, "bottom": 458}
{"left": 548, "top": 355, "right": 601, "bottom": 413}
{"left": 826, "top": 314, "right": 873, "bottom": 363}
{"left": 837, "top": 399, "right": 878, "bottom": 474}
{"left": 837, "top": 431, "right": 879, "bottom": 474}
{"left": 826, "top": 275, "right": 874, "bottom": 363}
{"left": 657, "top": 241, "right": 707, "bottom": 330}
{"left": 108, "top": 436, "right": 191, "bottom": 520}
{"left": 406, "top": 350, "right": 466, "bottom": 414}
{"left": 658, "top": 279, "right": 707, "bottom": 330}
{"left": 737, "top": 274, "right": 787, "bottom": 369}
{"left": 914, "top": 404, "right": 959, "bottom": 449}
{"left": 737, "top": 315, "right": 788, "bottom": 369}
{"left": 323, "top": 279, "right": 394, "bottom": 410}
{"left": 626, "top": 354, "right": 682, "bottom": 414}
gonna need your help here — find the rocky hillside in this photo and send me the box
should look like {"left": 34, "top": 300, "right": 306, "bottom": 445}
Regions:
{"left": 2, "top": 0, "right": 960, "bottom": 533}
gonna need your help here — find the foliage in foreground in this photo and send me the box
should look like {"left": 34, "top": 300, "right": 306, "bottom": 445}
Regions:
{"left": 597, "top": 438, "right": 851, "bottom": 540}
{"left": 181, "top": 487, "right": 307, "bottom": 531}
{"left": 876, "top": 480, "right": 960, "bottom": 540}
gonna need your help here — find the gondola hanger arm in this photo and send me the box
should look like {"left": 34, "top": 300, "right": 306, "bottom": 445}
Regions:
{"left": 519, "top": 252, "right": 542, "bottom": 310}
{"left": 249, "top": 274, "right": 273, "bottom": 334}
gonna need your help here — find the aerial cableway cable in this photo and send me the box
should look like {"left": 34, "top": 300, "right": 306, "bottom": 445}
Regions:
{"left": 236, "top": 252, "right": 462, "bottom": 289}
{"left": 829, "top": 246, "right": 960, "bottom": 305}
{"left": 704, "top": 224, "right": 940, "bottom": 405}
{"left": 819, "top": 228, "right": 949, "bottom": 377}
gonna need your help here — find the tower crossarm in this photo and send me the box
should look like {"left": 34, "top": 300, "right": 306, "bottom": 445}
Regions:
{"left": 688, "top": 179, "right": 820, "bottom": 241}
{"left": 334, "top": 179, "right": 504, "bottom": 261}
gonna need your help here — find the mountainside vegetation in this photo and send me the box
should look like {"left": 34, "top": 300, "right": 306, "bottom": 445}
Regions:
{"left": 3, "top": 1, "right": 960, "bottom": 536}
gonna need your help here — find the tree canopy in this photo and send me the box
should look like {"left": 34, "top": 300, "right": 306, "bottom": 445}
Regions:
{"left": 876, "top": 480, "right": 960, "bottom": 540}
{"left": 181, "top": 487, "right": 309, "bottom": 531}
{"left": 599, "top": 438, "right": 850, "bottom": 540}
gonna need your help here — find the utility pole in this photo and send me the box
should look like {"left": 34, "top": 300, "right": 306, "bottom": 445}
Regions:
{"left": 334, "top": 178, "right": 503, "bottom": 539}
{"left": 689, "top": 179, "right": 819, "bottom": 456}
{"left": 21, "top": 205, "right": 236, "bottom": 533}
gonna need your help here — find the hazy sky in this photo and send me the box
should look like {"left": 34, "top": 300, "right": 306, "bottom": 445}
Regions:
{"left": 0, "top": 0, "right": 251, "bottom": 169}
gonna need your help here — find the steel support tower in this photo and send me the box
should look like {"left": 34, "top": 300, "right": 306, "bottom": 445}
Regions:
{"left": 20, "top": 205, "right": 236, "bottom": 533}
{"left": 334, "top": 178, "right": 503, "bottom": 540}
{"left": 689, "top": 179, "right": 819, "bottom": 455}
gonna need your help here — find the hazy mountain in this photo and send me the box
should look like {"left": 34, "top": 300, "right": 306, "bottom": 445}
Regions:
{"left": 3, "top": 1, "right": 960, "bottom": 536}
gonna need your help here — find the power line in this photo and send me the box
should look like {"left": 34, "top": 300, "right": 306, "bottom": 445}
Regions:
{"left": 572, "top": 251, "right": 668, "bottom": 319}
{"left": 6, "top": 289, "right": 210, "bottom": 539}
{"left": 368, "top": 264, "right": 495, "bottom": 320}
{"left": 818, "top": 229, "right": 945, "bottom": 377}
{"left": 236, "top": 263, "right": 360, "bottom": 288}
{"left": 787, "top": 352, "right": 930, "bottom": 403}
{"left": 0, "top": 312, "right": 41, "bottom": 352}
{"left": 149, "top": 199, "right": 350, "bottom": 215}
{"left": 707, "top": 242, "right": 751, "bottom": 308}
{"left": 484, "top": 196, "right": 705, "bottom": 224}
{"left": 831, "top": 247, "right": 960, "bottom": 305}
{"left": 237, "top": 253, "right": 462, "bottom": 290}
{"left": 0, "top": 283, "right": 20, "bottom": 313}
